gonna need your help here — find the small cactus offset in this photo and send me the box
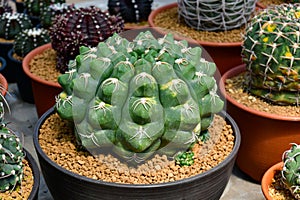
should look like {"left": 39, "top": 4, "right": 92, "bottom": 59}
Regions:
{"left": 24, "top": 0, "right": 65, "bottom": 17}
{"left": 108, "top": 0, "right": 153, "bottom": 23}
{"left": 242, "top": 4, "right": 300, "bottom": 105}
{"left": 0, "top": 13, "right": 33, "bottom": 40}
{"left": 13, "top": 28, "right": 50, "bottom": 58}
{"left": 55, "top": 31, "right": 224, "bottom": 164}
{"left": 49, "top": 6, "right": 124, "bottom": 73}
{"left": 40, "top": 3, "right": 74, "bottom": 29}
{"left": 0, "top": 102, "right": 24, "bottom": 192}
{"left": 177, "top": 0, "right": 257, "bottom": 31}
{"left": 282, "top": 143, "right": 300, "bottom": 199}
{"left": 0, "top": 0, "right": 12, "bottom": 15}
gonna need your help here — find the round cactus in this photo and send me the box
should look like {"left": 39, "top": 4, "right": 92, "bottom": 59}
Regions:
{"left": 108, "top": 0, "right": 153, "bottom": 23}
{"left": 49, "top": 6, "right": 124, "bottom": 73}
{"left": 177, "top": 0, "right": 257, "bottom": 31}
{"left": 242, "top": 4, "right": 300, "bottom": 105}
{"left": 0, "top": 102, "right": 24, "bottom": 192}
{"left": 0, "top": 13, "right": 33, "bottom": 40}
{"left": 24, "top": 0, "right": 65, "bottom": 17}
{"left": 282, "top": 143, "right": 300, "bottom": 199}
{"left": 55, "top": 31, "right": 224, "bottom": 164}
{"left": 13, "top": 27, "right": 50, "bottom": 57}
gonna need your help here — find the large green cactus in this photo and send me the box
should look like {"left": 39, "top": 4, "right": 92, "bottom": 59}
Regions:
{"left": 55, "top": 31, "right": 224, "bottom": 164}
{"left": 0, "top": 102, "right": 24, "bottom": 192}
{"left": 242, "top": 4, "right": 300, "bottom": 105}
{"left": 282, "top": 143, "right": 300, "bottom": 199}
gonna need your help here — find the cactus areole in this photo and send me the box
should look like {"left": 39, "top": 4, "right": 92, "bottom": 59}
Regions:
{"left": 55, "top": 31, "right": 224, "bottom": 165}
{"left": 242, "top": 4, "right": 300, "bottom": 106}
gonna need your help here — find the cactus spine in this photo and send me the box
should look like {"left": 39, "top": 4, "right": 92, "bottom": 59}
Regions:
{"left": 242, "top": 4, "right": 300, "bottom": 105}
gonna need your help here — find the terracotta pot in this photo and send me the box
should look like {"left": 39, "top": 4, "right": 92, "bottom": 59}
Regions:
{"left": 261, "top": 162, "right": 283, "bottom": 200}
{"left": 0, "top": 72, "right": 8, "bottom": 97}
{"left": 22, "top": 43, "right": 62, "bottom": 117}
{"left": 219, "top": 64, "right": 300, "bottom": 182}
{"left": 148, "top": 3, "right": 245, "bottom": 75}
{"left": 33, "top": 108, "right": 241, "bottom": 200}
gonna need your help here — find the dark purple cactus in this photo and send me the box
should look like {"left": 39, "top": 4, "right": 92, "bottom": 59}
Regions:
{"left": 0, "top": 0, "right": 12, "bottom": 15}
{"left": 108, "top": 0, "right": 153, "bottom": 23}
{"left": 49, "top": 6, "right": 124, "bottom": 73}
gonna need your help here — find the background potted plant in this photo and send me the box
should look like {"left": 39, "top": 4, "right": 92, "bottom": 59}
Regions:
{"left": 219, "top": 3, "right": 300, "bottom": 182}
{"left": 33, "top": 31, "right": 241, "bottom": 200}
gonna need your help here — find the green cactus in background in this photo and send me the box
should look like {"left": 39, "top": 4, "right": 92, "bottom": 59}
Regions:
{"left": 242, "top": 4, "right": 300, "bottom": 105}
{"left": 177, "top": 0, "right": 257, "bottom": 31}
{"left": 282, "top": 143, "right": 300, "bottom": 199}
{"left": 0, "top": 102, "right": 24, "bottom": 192}
{"left": 55, "top": 31, "right": 224, "bottom": 164}
{"left": 0, "top": 13, "right": 33, "bottom": 40}
{"left": 13, "top": 27, "right": 50, "bottom": 58}
{"left": 24, "top": 0, "right": 65, "bottom": 17}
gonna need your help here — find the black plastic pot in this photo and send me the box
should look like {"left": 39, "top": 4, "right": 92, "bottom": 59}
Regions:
{"left": 0, "top": 57, "right": 7, "bottom": 72}
{"left": 7, "top": 49, "right": 34, "bottom": 103}
{"left": 33, "top": 108, "right": 240, "bottom": 200}
{"left": 0, "top": 42, "right": 15, "bottom": 82}
{"left": 24, "top": 148, "right": 40, "bottom": 200}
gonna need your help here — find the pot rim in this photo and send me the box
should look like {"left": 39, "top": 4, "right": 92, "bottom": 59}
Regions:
{"left": 22, "top": 43, "right": 61, "bottom": 89}
{"left": 261, "top": 162, "right": 283, "bottom": 200}
{"left": 0, "top": 72, "right": 8, "bottom": 97}
{"left": 33, "top": 107, "right": 241, "bottom": 189}
{"left": 148, "top": 2, "right": 242, "bottom": 47}
{"left": 219, "top": 64, "right": 300, "bottom": 121}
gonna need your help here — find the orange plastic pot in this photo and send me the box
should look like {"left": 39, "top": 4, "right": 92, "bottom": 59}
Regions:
{"left": 148, "top": 3, "right": 244, "bottom": 75}
{"left": 219, "top": 64, "right": 300, "bottom": 182}
{"left": 22, "top": 43, "right": 62, "bottom": 117}
{"left": 261, "top": 162, "right": 283, "bottom": 200}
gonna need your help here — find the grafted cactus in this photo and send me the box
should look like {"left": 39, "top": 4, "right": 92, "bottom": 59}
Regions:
{"left": 24, "top": 0, "right": 65, "bottom": 17}
{"left": 108, "top": 0, "right": 153, "bottom": 23}
{"left": 49, "top": 6, "right": 124, "bottom": 73}
{"left": 177, "top": 0, "right": 257, "bottom": 31}
{"left": 0, "top": 102, "right": 24, "bottom": 192}
{"left": 0, "top": 13, "right": 33, "bottom": 40}
{"left": 282, "top": 143, "right": 300, "bottom": 199}
{"left": 242, "top": 4, "right": 300, "bottom": 105}
{"left": 14, "top": 27, "right": 50, "bottom": 57}
{"left": 55, "top": 31, "right": 224, "bottom": 164}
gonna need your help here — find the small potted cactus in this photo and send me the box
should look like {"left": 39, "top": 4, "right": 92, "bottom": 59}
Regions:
{"left": 33, "top": 31, "right": 241, "bottom": 200}
{"left": 0, "top": 102, "right": 40, "bottom": 199}
{"left": 148, "top": 0, "right": 259, "bottom": 75}
{"left": 8, "top": 27, "right": 50, "bottom": 103}
{"left": 262, "top": 143, "right": 300, "bottom": 200}
{"left": 257, "top": 0, "right": 299, "bottom": 8}
{"left": 219, "top": 3, "right": 300, "bottom": 181}
{"left": 0, "top": 12, "right": 33, "bottom": 82}
{"left": 108, "top": 0, "right": 153, "bottom": 30}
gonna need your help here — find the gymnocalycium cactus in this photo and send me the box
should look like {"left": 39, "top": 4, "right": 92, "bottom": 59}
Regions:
{"left": 24, "top": 0, "right": 65, "bottom": 17}
{"left": 55, "top": 31, "right": 224, "bottom": 164}
{"left": 242, "top": 4, "right": 300, "bottom": 105}
{"left": 13, "top": 28, "right": 50, "bottom": 58}
{"left": 108, "top": 0, "right": 153, "bottom": 23}
{"left": 0, "top": 13, "right": 33, "bottom": 40}
{"left": 177, "top": 0, "right": 257, "bottom": 31}
{"left": 49, "top": 6, "right": 124, "bottom": 73}
{"left": 282, "top": 143, "right": 300, "bottom": 199}
{"left": 0, "top": 102, "right": 24, "bottom": 192}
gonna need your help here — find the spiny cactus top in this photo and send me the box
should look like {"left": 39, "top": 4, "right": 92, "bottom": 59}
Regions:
{"left": 13, "top": 28, "right": 51, "bottom": 58}
{"left": 242, "top": 4, "right": 300, "bottom": 106}
{"left": 24, "top": 0, "right": 65, "bottom": 17}
{"left": 282, "top": 143, "right": 300, "bottom": 199}
{"left": 49, "top": 6, "right": 124, "bottom": 73}
{"left": 177, "top": 0, "right": 257, "bottom": 31}
{"left": 0, "top": 0, "right": 12, "bottom": 15}
{"left": 0, "top": 13, "right": 33, "bottom": 40}
{"left": 0, "top": 102, "right": 24, "bottom": 192}
{"left": 55, "top": 31, "right": 224, "bottom": 164}
{"left": 108, "top": 0, "right": 153, "bottom": 23}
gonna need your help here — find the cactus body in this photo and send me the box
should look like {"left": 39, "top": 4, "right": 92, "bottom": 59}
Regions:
{"left": 55, "top": 31, "right": 223, "bottom": 164}
{"left": 242, "top": 4, "right": 300, "bottom": 105}
{"left": 282, "top": 143, "right": 300, "bottom": 199}
{"left": 0, "top": 13, "right": 33, "bottom": 40}
{"left": 49, "top": 6, "right": 124, "bottom": 73}
{"left": 24, "top": 0, "right": 65, "bottom": 17}
{"left": 14, "top": 28, "right": 50, "bottom": 57}
{"left": 177, "top": 0, "right": 257, "bottom": 31}
{"left": 108, "top": 0, "right": 153, "bottom": 23}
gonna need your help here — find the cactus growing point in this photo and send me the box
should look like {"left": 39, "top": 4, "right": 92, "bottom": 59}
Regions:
{"left": 55, "top": 31, "right": 224, "bottom": 165}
